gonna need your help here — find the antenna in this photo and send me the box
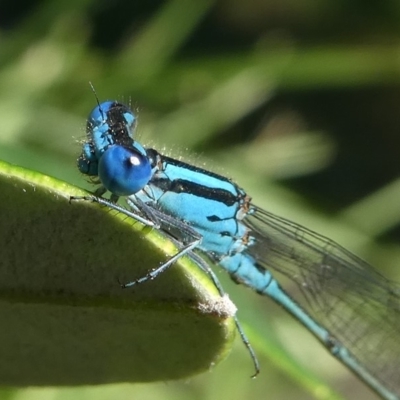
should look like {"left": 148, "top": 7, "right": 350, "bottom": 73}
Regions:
{"left": 89, "top": 81, "right": 105, "bottom": 120}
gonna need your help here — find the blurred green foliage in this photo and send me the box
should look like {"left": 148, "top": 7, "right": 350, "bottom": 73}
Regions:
{"left": 1, "top": 0, "right": 400, "bottom": 399}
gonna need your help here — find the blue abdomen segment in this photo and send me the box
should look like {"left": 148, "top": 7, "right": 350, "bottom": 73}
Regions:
{"left": 220, "top": 251, "right": 394, "bottom": 399}
{"left": 220, "top": 253, "right": 275, "bottom": 293}
{"left": 231, "top": 255, "right": 329, "bottom": 342}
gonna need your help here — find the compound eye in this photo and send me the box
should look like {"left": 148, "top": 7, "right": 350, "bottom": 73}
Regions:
{"left": 98, "top": 144, "right": 152, "bottom": 196}
{"left": 87, "top": 101, "right": 115, "bottom": 131}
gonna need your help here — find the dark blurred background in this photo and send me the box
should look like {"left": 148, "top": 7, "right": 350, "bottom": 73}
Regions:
{"left": 1, "top": 1, "right": 400, "bottom": 399}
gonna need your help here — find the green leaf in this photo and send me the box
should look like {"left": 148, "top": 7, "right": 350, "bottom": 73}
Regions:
{"left": 0, "top": 160, "right": 236, "bottom": 386}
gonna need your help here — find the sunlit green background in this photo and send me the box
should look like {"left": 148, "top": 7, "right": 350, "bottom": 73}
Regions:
{"left": 2, "top": 1, "right": 400, "bottom": 399}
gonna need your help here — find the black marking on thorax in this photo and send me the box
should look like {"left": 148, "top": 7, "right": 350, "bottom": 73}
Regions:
{"left": 153, "top": 177, "right": 240, "bottom": 207}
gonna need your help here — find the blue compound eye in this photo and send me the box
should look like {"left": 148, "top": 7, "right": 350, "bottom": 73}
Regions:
{"left": 87, "top": 101, "right": 114, "bottom": 126}
{"left": 98, "top": 144, "right": 152, "bottom": 196}
{"left": 88, "top": 101, "right": 136, "bottom": 130}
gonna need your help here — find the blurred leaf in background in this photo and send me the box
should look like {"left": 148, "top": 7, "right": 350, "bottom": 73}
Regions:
{"left": 2, "top": 0, "right": 400, "bottom": 399}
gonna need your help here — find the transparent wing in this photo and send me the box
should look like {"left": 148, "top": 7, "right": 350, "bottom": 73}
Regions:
{"left": 245, "top": 206, "right": 400, "bottom": 394}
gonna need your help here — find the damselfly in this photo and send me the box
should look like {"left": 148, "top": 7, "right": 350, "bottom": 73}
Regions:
{"left": 76, "top": 99, "right": 400, "bottom": 400}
